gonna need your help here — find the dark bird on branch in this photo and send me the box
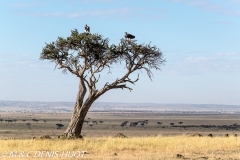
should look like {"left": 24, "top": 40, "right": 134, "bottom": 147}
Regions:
{"left": 125, "top": 32, "right": 135, "bottom": 41}
{"left": 85, "top": 24, "right": 90, "bottom": 33}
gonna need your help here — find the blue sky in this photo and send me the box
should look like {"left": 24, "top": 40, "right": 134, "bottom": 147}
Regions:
{"left": 0, "top": 0, "right": 240, "bottom": 105}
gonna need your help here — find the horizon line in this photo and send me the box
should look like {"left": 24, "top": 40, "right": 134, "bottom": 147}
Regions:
{"left": 0, "top": 100, "right": 239, "bottom": 106}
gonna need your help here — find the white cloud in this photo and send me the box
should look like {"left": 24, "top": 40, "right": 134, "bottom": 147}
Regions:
{"left": 163, "top": 51, "right": 240, "bottom": 75}
{"left": 76, "top": 0, "right": 115, "bottom": 3}
{"left": 7, "top": 1, "right": 166, "bottom": 20}
{"left": 8, "top": 2, "right": 46, "bottom": 8}
{"left": 214, "top": 20, "right": 233, "bottom": 25}
{"left": 19, "top": 12, "right": 64, "bottom": 17}
{"left": 171, "top": 0, "right": 220, "bottom": 10}
{"left": 9, "top": 3, "right": 36, "bottom": 7}
{"left": 16, "top": 7, "right": 165, "bottom": 20}
{"left": 185, "top": 52, "right": 239, "bottom": 63}
{"left": 184, "top": 52, "right": 240, "bottom": 73}
{"left": 215, "top": 52, "right": 238, "bottom": 57}
{"left": 170, "top": 0, "right": 240, "bottom": 16}
{"left": 67, "top": 8, "right": 133, "bottom": 19}
{"left": 229, "top": 0, "right": 240, "bottom": 5}
{"left": 0, "top": 53, "right": 49, "bottom": 73}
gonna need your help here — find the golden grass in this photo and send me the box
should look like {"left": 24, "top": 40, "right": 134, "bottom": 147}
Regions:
{"left": 1, "top": 135, "right": 240, "bottom": 159}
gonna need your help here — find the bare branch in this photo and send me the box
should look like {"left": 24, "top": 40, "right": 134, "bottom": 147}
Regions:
{"left": 58, "top": 63, "right": 79, "bottom": 76}
{"left": 104, "top": 82, "right": 109, "bottom": 88}
{"left": 113, "top": 84, "right": 133, "bottom": 91}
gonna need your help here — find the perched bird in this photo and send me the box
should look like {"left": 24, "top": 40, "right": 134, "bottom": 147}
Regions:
{"left": 85, "top": 24, "right": 90, "bottom": 33}
{"left": 125, "top": 32, "right": 135, "bottom": 41}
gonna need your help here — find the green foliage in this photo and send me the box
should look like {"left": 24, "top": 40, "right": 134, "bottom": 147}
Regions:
{"left": 40, "top": 29, "right": 161, "bottom": 64}
{"left": 40, "top": 29, "right": 111, "bottom": 64}
{"left": 40, "top": 28, "right": 165, "bottom": 79}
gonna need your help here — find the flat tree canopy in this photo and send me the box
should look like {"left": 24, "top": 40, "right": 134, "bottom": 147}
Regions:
{"left": 40, "top": 28, "right": 165, "bottom": 138}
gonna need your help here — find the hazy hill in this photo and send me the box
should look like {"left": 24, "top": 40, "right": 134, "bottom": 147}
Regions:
{"left": 0, "top": 100, "right": 240, "bottom": 113}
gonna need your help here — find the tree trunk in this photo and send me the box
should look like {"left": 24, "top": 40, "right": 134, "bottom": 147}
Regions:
{"left": 63, "top": 79, "right": 95, "bottom": 138}
{"left": 63, "top": 103, "right": 92, "bottom": 138}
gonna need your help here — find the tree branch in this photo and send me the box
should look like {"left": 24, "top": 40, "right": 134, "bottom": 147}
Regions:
{"left": 58, "top": 62, "right": 79, "bottom": 76}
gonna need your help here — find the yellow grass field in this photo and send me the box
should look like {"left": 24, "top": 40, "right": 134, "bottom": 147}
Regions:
{"left": 1, "top": 135, "right": 240, "bottom": 160}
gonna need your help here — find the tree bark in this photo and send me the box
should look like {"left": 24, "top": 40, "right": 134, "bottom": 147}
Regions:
{"left": 63, "top": 79, "right": 95, "bottom": 138}
{"left": 63, "top": 105, "right": 87, "bottom": 138}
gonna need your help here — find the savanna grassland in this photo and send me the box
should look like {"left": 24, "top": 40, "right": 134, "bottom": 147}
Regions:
{"left": 1, "top": 136, "right": 240, "bottom": 159}
{"left": 0, "top": 112, "right": 239, "bottom": 138}
{"left": 1, "top": 112, "right": 240, "bottom": 159}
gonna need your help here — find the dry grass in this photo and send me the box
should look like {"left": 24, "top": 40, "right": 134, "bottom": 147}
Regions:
{"left": 1, "top": 135, "right": 240, "bottom": 159}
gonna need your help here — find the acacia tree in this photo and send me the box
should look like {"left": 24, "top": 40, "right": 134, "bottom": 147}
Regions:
{"left": 40, "top": 29, "right": 165, "bottom": 138}
{"left": 178, "top": 121, "right": 183, "bottom": 126}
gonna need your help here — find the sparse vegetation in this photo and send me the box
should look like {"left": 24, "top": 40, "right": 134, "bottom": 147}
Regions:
{"left": 89, "top": 124, "right": 93, "bottom": 129}
{"left": 26, "top": 123, "right": 31, "bottom": 129}
{"left": 5, "top": 120, "right": 13, "bottom": 125}
{"left": 92, "top": 121, "right": 98, "bottom": 125}
{"left": 56, "top": 124, "right": 64, "bottom": 130}
{"left": 84, "top": 120, "right": 89, "bottom": 124}
{"left": 178, "top": 121, "right": 183, "bottom": 126}
{"left": 32, "top": 119, "right": 39, "bottom": 123}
